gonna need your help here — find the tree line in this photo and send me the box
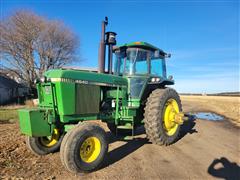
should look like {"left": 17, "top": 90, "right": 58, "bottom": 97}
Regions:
{"left": 0, "top": 10, "right": 79, "bottom": 90}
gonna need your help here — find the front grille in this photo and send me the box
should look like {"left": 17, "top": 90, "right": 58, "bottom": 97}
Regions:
{"left": 75, "top": 84, "right": 100, "bottom": 114}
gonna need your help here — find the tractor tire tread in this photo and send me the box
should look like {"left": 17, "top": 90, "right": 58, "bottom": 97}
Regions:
{"left": 144, "top": 88, "right": 182, "bottom": 146}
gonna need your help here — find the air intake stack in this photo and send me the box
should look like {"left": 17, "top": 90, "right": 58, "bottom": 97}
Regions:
{"left": 106, "top": 31, "right": 117, "bottom": 74}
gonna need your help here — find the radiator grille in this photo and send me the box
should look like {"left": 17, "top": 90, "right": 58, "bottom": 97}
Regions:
{"left": 75, "top": 84, "right": 100, "bottom": 114}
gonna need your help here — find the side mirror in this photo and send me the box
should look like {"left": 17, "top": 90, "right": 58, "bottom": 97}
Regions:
{"left": 168, "top": 75, "right": 173, "bottom": 80}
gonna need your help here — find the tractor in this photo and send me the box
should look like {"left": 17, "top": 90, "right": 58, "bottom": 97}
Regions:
{"left": 18, "top": 17, "right": 187, "bottom": 173}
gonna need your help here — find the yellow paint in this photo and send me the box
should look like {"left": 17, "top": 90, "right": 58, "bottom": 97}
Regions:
{"left": 80, "top": 137, "right": 101, "bottom": 163}
{"left": 134, "top": 41, "right": 141, "bottom": 44}
{"left": 40, "top": 129, "right": 60, "bottom": 147}
{"left": 164, "top": 99, "right": 179, "bottom": 136}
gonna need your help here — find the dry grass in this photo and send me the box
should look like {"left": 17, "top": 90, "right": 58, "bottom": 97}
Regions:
{"left": 0, "top": 99, "right": 37, "bottom": 122}
{"left": 0, "top": 108, "right": 19, "bottom": 122}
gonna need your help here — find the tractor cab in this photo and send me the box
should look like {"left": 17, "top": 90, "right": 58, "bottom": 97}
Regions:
{"left": 114, "top": 42, "right": 168, "bottom": 77}
{"left": 113, "top": 42, "right": 173, "bottom": 99}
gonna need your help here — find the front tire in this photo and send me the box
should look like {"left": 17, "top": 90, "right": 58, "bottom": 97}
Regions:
{"left": 60, "top": 123, "right": 108, "bottom": 173}
{"left": 144, "top": 88, "right": 182, "bottom": 145}
{"left": 26, "top": 129, "right": 64, "bottom": 155}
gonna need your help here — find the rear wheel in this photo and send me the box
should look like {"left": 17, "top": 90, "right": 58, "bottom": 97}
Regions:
{"left": 60, "top": 123, "right": 108, "bottom": 173}
{"left": 26, "top": 128, "right": 64, "bottom": 155}
{"left": 144, "top": 88, "right": 182, "bottom": 145}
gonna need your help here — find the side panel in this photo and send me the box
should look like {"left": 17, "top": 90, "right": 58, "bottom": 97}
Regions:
{"left": 55, "top": 82, "right": 75, "bottom": 115}
{"left": 37, "top": 83, "right": 54, "bottom": 107}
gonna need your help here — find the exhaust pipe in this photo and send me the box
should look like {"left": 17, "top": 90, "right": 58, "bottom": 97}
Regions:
{"left": 98, "top": 17, "right": 108, "bottom": 73}
{"left": 98, "top": 17, "right": 117, "bottom": 74}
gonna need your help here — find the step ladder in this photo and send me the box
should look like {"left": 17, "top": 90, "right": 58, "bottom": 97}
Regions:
{"left": 116, "top": 120, "right": 135, "bottom": 140}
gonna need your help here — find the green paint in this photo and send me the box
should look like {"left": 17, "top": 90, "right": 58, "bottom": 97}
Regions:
{"left": 44, "top": 69, "right": 128, "bottom": 87}
{"left": 115, "top": 86, "right": 120, "bottom": 125}
{"left": 59, "top": 114, "right": 99, "bottom": 123}
{"left": 18, "top": 109, "right": 52, "bottom": 137}
{"left": 54, "top": 82, "right": 75, "bottom": 115}
{"left": 18, "top": 41, "right": 175, "bottom": 138}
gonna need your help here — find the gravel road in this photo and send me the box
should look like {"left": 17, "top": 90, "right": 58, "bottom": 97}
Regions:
{"left": 0, "top": 96, "right": 239, "bottom": 179}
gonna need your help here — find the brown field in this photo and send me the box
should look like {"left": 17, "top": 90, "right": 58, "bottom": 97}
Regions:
{"left": 181, "top": 95, "right": 240, "bottom": 126}
{"left": 0, "top": 96, "right": 239, "bottom": 179}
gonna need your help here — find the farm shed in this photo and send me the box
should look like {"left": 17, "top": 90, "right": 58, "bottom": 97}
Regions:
{"left": 0, "top": 75, "right": 29, "bottom": 105}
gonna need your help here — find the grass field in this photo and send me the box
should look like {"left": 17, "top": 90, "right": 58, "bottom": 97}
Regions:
{"left": 0, "top": 107, "right": 19, "bottom": 122}
{"left": 0, "top": 102, "right": 34, "bottom": 123}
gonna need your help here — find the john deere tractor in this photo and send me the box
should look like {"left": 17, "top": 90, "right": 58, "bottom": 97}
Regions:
{"left": 18, "top": 18, "right": 186, "bottom": 173}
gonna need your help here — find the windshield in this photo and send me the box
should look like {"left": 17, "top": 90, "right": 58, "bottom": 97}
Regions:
{"left": 125, "top": 49, "right": 149, "bottom": 75}
{"left": 114, "top": 48, "right": 149, "bottom": 75}
{"left": 114, "top": 48, "right": 166, "bottom": 76}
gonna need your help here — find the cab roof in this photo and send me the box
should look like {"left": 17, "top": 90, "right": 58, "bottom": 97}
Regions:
{"left": 114, "top": 41, "right": 167, "bottom": 55}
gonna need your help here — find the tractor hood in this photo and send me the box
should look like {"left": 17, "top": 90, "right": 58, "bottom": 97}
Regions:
{"left": 44, "top": 69, "right": 128, "bottom": 87}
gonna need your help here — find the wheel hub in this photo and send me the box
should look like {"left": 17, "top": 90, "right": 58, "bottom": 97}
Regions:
{"left": 40, "top": 128, "right": 60, "bottom": 147}
{"left": 80, "top": 137, "right": 101, "bottom": 163}
{"left": 163, "top": 99, "right": 180, "bottom": 136}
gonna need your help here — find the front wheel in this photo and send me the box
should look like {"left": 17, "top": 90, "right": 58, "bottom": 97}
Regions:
{"left": 26, "top": 128, "right": 64, "bottom": 155}
{"left": 60, "top": 123, "right": 108, "bottom": 173}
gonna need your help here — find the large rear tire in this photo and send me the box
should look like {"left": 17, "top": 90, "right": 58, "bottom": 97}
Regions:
{"left": 26, "top": 129, "right": 64, "bottom": 155}
{"left": 60, "top": 123, "right": 108, "bottom": 173}
{"left": 144, "top": 88, "right": 182, "bottom": 145}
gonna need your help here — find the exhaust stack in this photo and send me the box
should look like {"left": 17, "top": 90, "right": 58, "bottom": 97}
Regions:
{"left": 98, "top": 17, "right": 117, "bottom": 74}
{"left": 98, "top": 17, "right": 108, "bottom": 73}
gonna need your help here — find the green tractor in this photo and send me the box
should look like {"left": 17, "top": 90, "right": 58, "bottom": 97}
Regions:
{"left": 18, "top": 18, "right": 187, "bottom": 173}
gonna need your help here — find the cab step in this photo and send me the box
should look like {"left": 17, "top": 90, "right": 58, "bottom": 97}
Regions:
{"left": 117, "top": 125, "right": 133, "bottom": 129}
{"left": 116, "top": 122, "right": 135, "bottom": 140}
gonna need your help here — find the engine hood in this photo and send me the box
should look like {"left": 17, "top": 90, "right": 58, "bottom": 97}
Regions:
{"left": 44, "top": 69, "right": 127, "bottom": 87}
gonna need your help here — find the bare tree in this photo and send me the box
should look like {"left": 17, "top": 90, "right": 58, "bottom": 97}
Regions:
{"left": 0, "top": 10, "right": 79, "bottom": 90}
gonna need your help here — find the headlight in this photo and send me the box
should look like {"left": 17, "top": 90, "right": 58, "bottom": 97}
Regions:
{"left": 156, "top": 77, "right": 160, "bottom": 82}
{"left": 151, "top": 78, "right": 156, "bottom": 82}
{"left": 40, "top": 77, "right": 46, "bottom": 83}
{"left": 151, "top": 77, "right": 161, "bottom": 83}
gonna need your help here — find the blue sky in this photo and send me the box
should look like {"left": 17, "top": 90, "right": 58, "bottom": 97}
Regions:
{"left": 1, "top": 0, "right": 239, "bottom": 93}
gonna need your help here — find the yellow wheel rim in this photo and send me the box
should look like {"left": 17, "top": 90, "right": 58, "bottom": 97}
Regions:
{"left": 163, "top": 99, "right": 179, "bottom": 136}
{"left": 40, "top": 129, "right": 60, "bottom": 147}
{"left": 80, "top": 137, "right": 101, "bottom": 163}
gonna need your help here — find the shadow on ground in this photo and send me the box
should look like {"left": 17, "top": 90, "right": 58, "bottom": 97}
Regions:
{"left": 102, "top": 126, "right": 148, "bottom": 169}
{"left": 103, "top": 116, "right": 197, "bottom": 168}
{"left": 179, "top": 114, "right": 198, "bottom": 140}
{"left": 208, "top": 157, "right": 240, "bottom": 180}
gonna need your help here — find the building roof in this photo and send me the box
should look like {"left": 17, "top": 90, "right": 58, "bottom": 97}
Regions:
{"left": 0, "top": 75, "right": 22, "bottom": 88}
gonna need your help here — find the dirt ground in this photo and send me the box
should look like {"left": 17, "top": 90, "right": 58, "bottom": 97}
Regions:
{"left": 0, "top": 96, "right": 239, "bottom": 179}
